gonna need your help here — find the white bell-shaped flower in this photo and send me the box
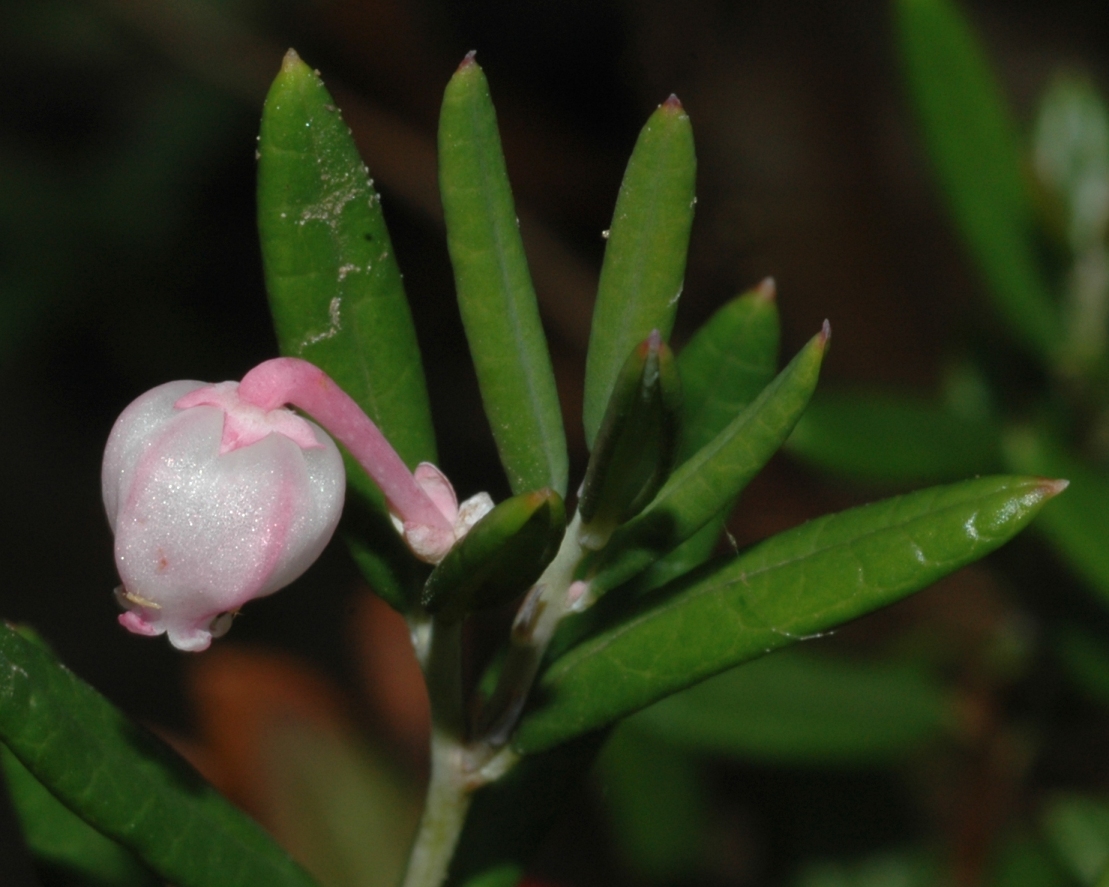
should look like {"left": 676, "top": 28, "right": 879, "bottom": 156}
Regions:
{"left": 102, "top": 379, "right": 345, "bottom": 652}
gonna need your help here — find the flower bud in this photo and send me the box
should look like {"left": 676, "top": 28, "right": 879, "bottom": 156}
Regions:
{"left": 102, "top": 379, "right": 345, "bottom": 651}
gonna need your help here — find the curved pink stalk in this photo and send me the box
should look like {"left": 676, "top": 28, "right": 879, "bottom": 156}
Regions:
{"left": 234, "top": 357, "right": 455, "bottom": 545}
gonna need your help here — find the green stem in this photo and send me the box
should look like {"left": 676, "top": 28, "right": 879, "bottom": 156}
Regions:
{"left": 479, "top": 512, "right": 586, "bottom": 744}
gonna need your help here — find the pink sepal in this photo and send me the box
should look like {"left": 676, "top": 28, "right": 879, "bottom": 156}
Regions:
{"left": 176, "top": 382, "right": 322, "bottom": 453}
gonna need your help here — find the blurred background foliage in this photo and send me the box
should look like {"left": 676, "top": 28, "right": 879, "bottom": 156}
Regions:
{"left": 2, "top": 0, "right": 1109, "bottom": 885}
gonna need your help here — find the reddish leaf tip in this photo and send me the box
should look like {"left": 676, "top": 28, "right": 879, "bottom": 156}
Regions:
{"left": 755, "top": 277, "right": 777, "bottom": 302}
{"left": 458, "top": 50, "right": 478, "bottom": 71}
{"left": 281, "top": 47, "right": 303, "bottom": 72}
{"left": 1039, "top": 477, "right": 1070, "bottom": 497}
{"left": 662, "top": 94, "right": 683, "bottom": 111}
{"left": 819, "top": 318, "right": 832, "bottom": 346}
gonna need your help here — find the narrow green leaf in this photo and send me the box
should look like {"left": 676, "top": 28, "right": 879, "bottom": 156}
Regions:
{"left": 439, "top": 55, "right": 568, "bottom": 496}
{"left": 624, "top": 284, "right": 781, "bottom": 593}
{"left": 1002, "top": 427, "right": 1109, "bottom": 608}
{"left": 787, "top": 388, "right": 1002, "bottom": 486}
{"left": 516, "top": 475, "right": 1062, "bottom": 753}
{"left": 896, "top": 0, "right": 1063, "bottom": 360}
{"left": 259, "top": 50, "right": 436, "bottom": 468}
{"left": 1, "top": 743, "right": 158, "bottom": 887}
{"left": 258, "top": 50, "right": 433, "bottom": 609}
{"left": 587, "top": 325, "right": 828, "bottom": 598}
{"left": 626, "top": 648, "right": 950, "bottom": 764}
{"left": 0, "top": 624, "right": 320, "bottom": 887}
{"left": 422, "top": 489, "right": 566, "bottom": 622}
{"left": 583, "top": 96, "right": 697, "bottom": 448}
{"left": 678, "top": 280, "right": 781, "bottom": 461}
{"left": 579, "top": 333, "right": 681, "bottom": 548}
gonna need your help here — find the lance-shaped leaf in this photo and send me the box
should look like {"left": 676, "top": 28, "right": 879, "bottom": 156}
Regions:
{"left": 1, "top": 743, "right": 158, "bottom": 887}
{"left": 258, "top": 50, "right": 433, "bottom": 609}
{"left": 1003, "top": 427, "right": 1109, "bottom": 609}
{"left": 578, "top": 332, "right": 681, "bottom": 550}
{"left": 631, "top": 282, "right": 780, "bottom": 590}
{"left": 0, "top": 624, "right": 321, "bottom": 887}
{"left": 678, "top": 280, "right": 781, "bottom": 461}
{"left": 422, "top": 489, "right": 566, "bottom": 623}
{"left": 515, "top": 475, "right": 1064, "bottom": 753}
{"left": 439, "top": 54, "right": 568, "bottom": 497}
{"left": 258, "top": 50, "right": 436, "bottom": 469}
{"left": 583, "top": 95, "right": 696, "bottom": 448}
{"left": 896, "top": 0, "right": 1063, "bottom": 361}
{"left": 586, "top": 324, "right": 827, "bottom": 598}
{"left": 787, "top": 388, "right": 1002, "bottom": 486}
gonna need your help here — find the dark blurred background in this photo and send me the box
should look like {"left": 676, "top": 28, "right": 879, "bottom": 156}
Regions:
{"left": 1, "top": 0, "right": 1107, "bottom": 884}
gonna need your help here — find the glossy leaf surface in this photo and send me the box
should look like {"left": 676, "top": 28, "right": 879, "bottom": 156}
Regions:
{"left": 0, "top": 624, "right": 320, "bottom": 887}
{"left": 516, "top": 475, "right": 1061, "bottom": 753}
{"left": 626, "top": 648, "right": 950, "bottom": 764}
{"left": 587, "top": 326, "right": 827, "bottom": 597}
{"left": 583, "top": 96, "right": 696, "bottom": 448}
{"left": 439, "top": 56, "right": 568, "bottom": 496}
{"left": 897, "top": 0, "right": 1062, "bottom": 360}
{"left": 1, "top": 743, "right": 158, "bottom": 887}
{"left": 787, "top": 388, "right": 1001, "bottom": 486}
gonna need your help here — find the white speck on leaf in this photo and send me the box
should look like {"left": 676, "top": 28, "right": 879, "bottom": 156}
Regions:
{"left": 300, "top": 296, "right": 343, "bottom": 349}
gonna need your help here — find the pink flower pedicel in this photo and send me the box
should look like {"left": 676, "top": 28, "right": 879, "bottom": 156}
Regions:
{"left": 103, "top": 357, "right": 475, "bottom": 651}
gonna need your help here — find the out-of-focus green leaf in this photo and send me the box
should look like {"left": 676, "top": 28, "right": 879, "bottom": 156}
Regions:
{"left": 0, "top": 623, "right": 320, "bottom": 887}
{"left": 260, "top": 718, "right": 421, "bottom": 887}
{"left": 896, "top": 0, "right": 1063, "bottom": 361}
{"left": 516, "top": 475, "right": 1062, "bottom": 753}
{"left": 439, "top": 55, "right": 568, "bottom": 497}
{"left": 626, "top": 285, "right": 781, "bottom": 593}
{"left": 787, "top": 388, "right": 1001, "bottom": 486}
{"left": 1033, "top": 73, "right": 1109, "bottom": 370}
{"left": 989, "top": 832, "right": 1071, "bottom": 887}
{"left": 1034, "top": 74, "right": 1109, "bottom": 254}
{"left": 587, "top": 326, "right": 827, "bottom": 598}
{"left": 794, "top": 850, "right": 939, "bottom": 887}
{"left": 1, "top": 743, "right": 157, "bottom": 887}
{"left": 1003, "top": 427, "right": 1109, "bottom": 608}
{"left": 1042, "top": 794, "right": 1109, "bottom": 885}
{"left": 626, "top": 648, "right": 951, "bottom": 764}
{"left": 597, "top": 726, "right": 707, "bottom": 882}
{"left": 583, "top": 96, "right": 696, "bottom": 448}
{"left": 258, "top": 50, "right": 433, "bottom": 610}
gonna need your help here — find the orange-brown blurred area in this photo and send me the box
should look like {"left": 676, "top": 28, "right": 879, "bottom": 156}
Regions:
{"left": 1, "top": 1, "right": 1107, "bottom": 885}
